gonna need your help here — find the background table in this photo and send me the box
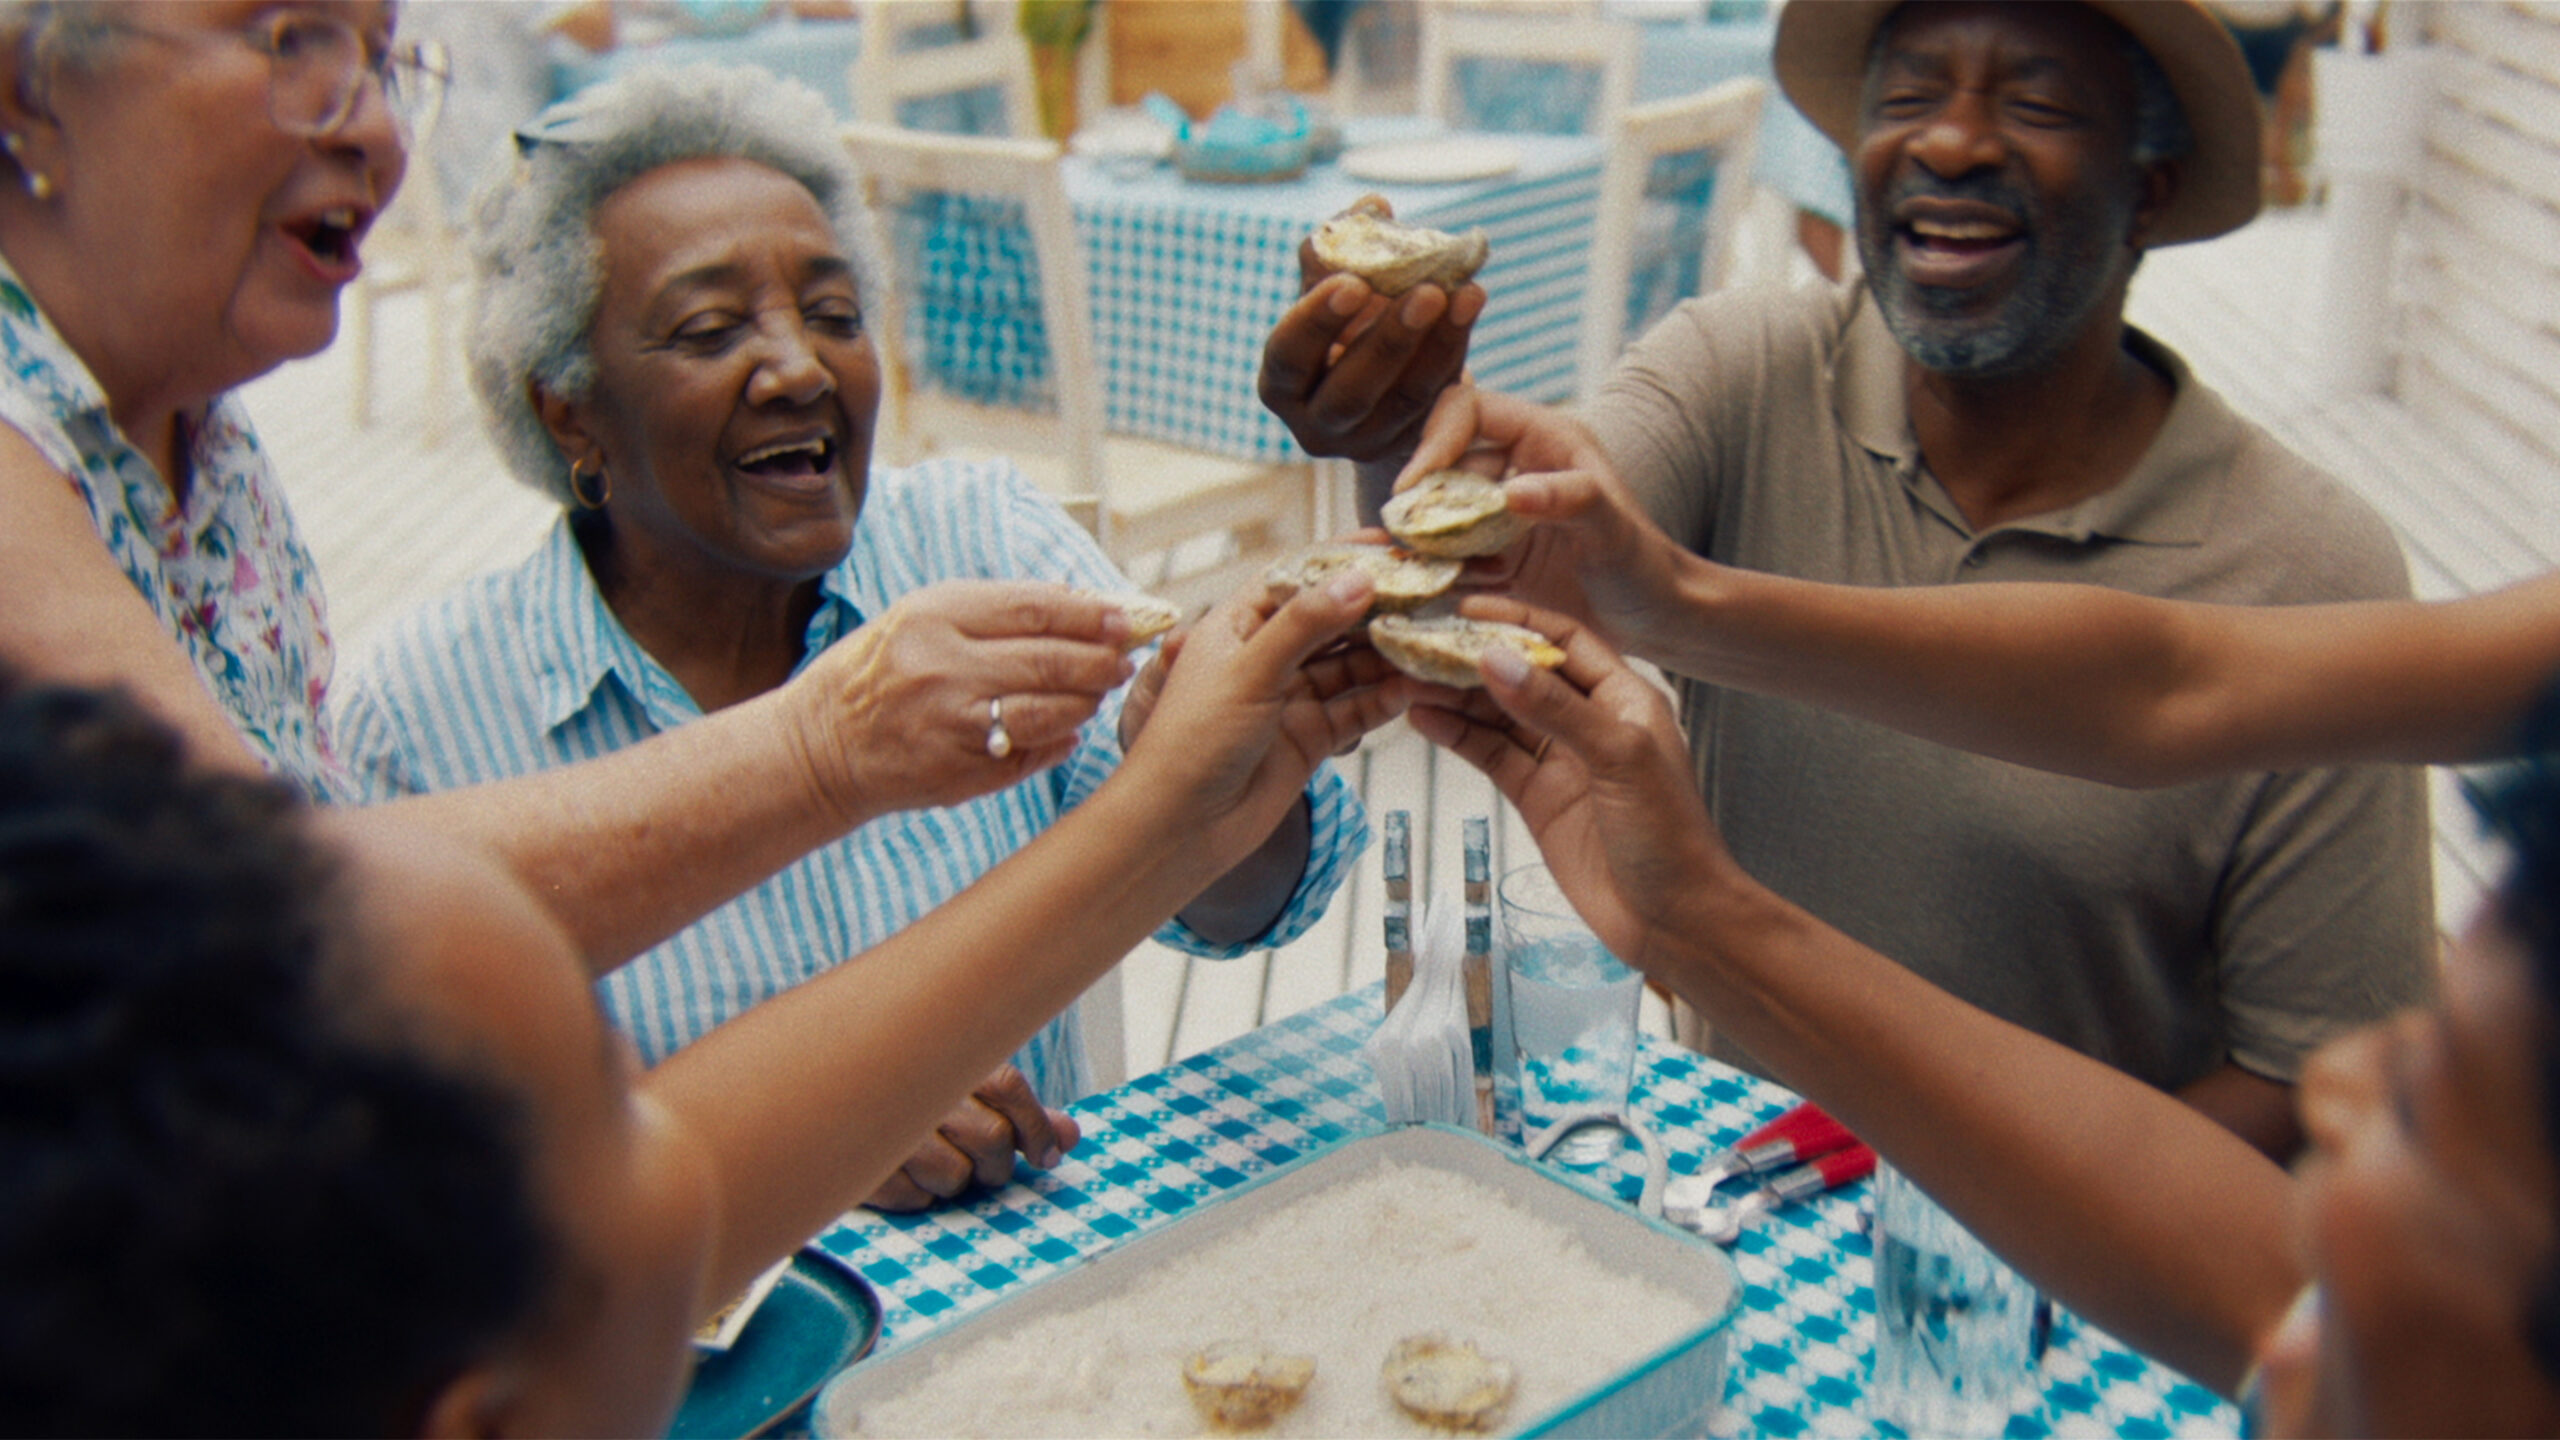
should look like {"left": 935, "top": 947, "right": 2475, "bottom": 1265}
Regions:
{"left": 888, "top": 121, "right": 1600, "bottom": 471}
{"left": 1070, "top": 123, "right": 1603, "bottom": 462}
{"left": 551, "top": 16, "right": 866, "bottom": 115}
{"left": 812, "top": 989, "right": 2241, "bottom": 1438}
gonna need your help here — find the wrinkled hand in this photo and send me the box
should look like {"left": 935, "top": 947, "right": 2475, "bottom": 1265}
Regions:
{"left": 1403, "top": 597, "right": 1730, "bottom": 970}
{"left": 1395, "top": 384, "right": 1693, "bottom": 659}
{"left": 863, "top": 1065, "right": 1080, "bottom": 1212}
{"left": 1122, "top": 572, "right": 1413, "bottom": 863}
{"left": 793, "top": 580, "right": 1133, "bottom": 824}
{"left": 1257, "top": 206, "right": 1485, "bottom": 464}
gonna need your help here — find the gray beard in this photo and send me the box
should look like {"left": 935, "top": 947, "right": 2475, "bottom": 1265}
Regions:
{"left": 1857, "top": 186, "right": 2138, "bottom": 379}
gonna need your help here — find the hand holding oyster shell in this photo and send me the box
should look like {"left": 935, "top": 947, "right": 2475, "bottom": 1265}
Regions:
{"left": 1369, "top": 615, "right": 1566, "bottom": 689}
{"left": 1381, "top": 470, "right": 1526, "bottom": 559}
{"left": 1311, "top": 196, "right": 1490, "bottom": 297}
{"left": 1263, "top": 543, "right": 1462, "bottom": 617}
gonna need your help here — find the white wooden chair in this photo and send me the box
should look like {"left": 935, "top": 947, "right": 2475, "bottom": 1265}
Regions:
{"left": 1415, "top": 5, "right": 1638, "bottom": 136}
{"left": 346, "top": 149, "right": 463, "bottom": 442}
{"left": 841, "top": 122, "right": 1315, "bottom": 613}
{"left": 1575, "top": 77, "right": 1767, "bottom": 398}
{"left": 855, "top": 0, "right": 1041, "bottom": 138}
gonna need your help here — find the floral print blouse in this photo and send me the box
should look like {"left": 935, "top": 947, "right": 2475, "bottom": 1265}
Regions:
{"left": 0, "top": 257, "right": 345, "bottom": 800}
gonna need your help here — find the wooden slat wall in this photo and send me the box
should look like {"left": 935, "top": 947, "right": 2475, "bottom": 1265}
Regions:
{"left": 2402, "top": 3, "right": 2560, "bottom": 482}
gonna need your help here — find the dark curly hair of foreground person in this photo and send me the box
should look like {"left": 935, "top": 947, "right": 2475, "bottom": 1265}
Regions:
{"left": 2474, "top": 681, "right": 2560, "bottom": 1383}
{"left": 0, "top": 675, "right": 546, "bottom": 1436}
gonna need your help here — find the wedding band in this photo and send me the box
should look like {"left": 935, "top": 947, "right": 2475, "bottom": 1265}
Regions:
{"left": 1532, "top": 735, "right": 1554, "bottom": 763}
{"left": 985, "top": 697, "right": 1013, "bottom": 760}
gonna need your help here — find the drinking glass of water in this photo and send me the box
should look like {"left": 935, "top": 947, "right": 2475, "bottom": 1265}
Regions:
{"left": 1872, "top": 1162, "right": 2034, "bottom": 1435}
{"left": 1495, "top": 863, "right": 1641, "bottom": 1164}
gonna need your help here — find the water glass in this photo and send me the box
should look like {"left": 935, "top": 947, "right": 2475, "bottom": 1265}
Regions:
{"left": 1495, "top": 863, "right": 1641, "bottom": 1163}
{"left": 1871, "top": 1162, "right": 2034, "bottom": 1435}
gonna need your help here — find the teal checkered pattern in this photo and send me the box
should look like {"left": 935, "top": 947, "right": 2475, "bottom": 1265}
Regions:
{"left": 812, "top": 990, "right": 2242, "bottom": 1438}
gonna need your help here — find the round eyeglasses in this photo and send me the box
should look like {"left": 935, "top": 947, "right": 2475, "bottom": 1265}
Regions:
{"left": 98, "top": 11, "right": 450, "bottom": 142}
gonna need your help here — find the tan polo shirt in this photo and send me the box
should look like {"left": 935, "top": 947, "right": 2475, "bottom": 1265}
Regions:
{"left": 1585, "top": 281, "right": 2435, "bottom": 1089}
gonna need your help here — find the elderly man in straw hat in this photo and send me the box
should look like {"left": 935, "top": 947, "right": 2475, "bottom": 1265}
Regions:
{"left": 1260, "top": 0, "right": 2432, "bottom": 1159}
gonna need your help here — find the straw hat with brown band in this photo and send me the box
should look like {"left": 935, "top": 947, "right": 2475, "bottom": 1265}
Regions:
{"left": 1773, "top": 0, "right": 2265, "bottom": 247}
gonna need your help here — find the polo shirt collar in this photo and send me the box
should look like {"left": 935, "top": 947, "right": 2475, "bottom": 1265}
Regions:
{"left": 1830, "top": 286, "right": 2232, "bottom": 547}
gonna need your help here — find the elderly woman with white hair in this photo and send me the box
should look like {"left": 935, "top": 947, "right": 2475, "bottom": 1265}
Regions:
{"left": 333, "top": 64, "right": 1368, "bottom": 1208}
{"left": 0, "top": 2, "right": 1149, "bottom": 1002}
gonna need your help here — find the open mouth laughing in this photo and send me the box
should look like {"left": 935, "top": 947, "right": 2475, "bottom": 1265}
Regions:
{"left": 732, "top": 433, "right": 842, "bottom": 489}
{"left": 283, "top": 205, "right": 371, "bottom": 280}
{"left": 1893, "top": 200, "right": 2027, "bottom": 288}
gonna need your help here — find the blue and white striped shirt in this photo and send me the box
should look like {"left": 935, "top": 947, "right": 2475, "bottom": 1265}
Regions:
{"left": 333, "top": 457, "right": 1367, "bottom": 1102}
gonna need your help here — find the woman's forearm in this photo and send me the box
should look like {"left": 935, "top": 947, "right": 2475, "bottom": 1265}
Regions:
{"left": 1648, "top": 560, "right": 2560, "bottom": 786}
{"left": 1650, "top": 873, "right": 2300, "bottom": 1395}
{"left": 384, "top": 685, "right": 871, "bottom": 974}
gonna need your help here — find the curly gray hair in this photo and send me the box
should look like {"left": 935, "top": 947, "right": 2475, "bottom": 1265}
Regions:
{"left": 465, "top": 64, "right": 876, "bottom": 505}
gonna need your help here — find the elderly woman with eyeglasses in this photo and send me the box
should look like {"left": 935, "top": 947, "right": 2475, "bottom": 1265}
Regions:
{"left": 329, "top": 65, "right": 1368, "bottom": 1207}
{"left": 0, "top": 10, "right": 1179, "bottom": 990}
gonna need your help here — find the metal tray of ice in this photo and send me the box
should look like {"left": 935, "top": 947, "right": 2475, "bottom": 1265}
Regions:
{"left": 813, "top": 1124, "right": 1740, "bottom": 1438}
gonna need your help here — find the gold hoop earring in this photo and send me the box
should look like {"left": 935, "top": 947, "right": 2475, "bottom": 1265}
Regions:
{"left": 568, "top": 457, "right": 610, "bottom": 510}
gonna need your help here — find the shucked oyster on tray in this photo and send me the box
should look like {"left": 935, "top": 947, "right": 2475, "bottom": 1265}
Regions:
{"left": 1181, "top": 1341, "right": 1318, "bottom": 1431}
{"left": 1310, "top": 195, "right": 1491, "bottom": 296}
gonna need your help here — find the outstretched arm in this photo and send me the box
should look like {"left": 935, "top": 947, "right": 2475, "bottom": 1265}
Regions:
{"left": 1405, "top": 598, "right": 2303, "bottom": 1395}
{"left": 1616, "top": 551, "right": 2560, "bottom": 786}
{"left": 390, "top": 580, "right": 1140, "bottom": 970}
{"left": 0, "top": 430, "right": 1139, "bottom": 973}
{"left": 1389, "top": 384, "right": 2560, "bottom": 784}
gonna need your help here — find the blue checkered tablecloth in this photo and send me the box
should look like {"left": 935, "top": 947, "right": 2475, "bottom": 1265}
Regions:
{"left": 1067, "top": 125, "right": 1602, "bottom": 460}
{"left": 809, "top": 990, "right": 2241, "bottom": 1438}
{"left": 887, "top": 118, "right": 1603, "bottom": 465}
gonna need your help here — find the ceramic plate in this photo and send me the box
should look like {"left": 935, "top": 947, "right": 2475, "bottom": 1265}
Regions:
{"left": 666, "top": 1248, "right": 881, "bottom": 1440}
{"left": 1338, "top": 138, "right": 1522, "bottom": 184}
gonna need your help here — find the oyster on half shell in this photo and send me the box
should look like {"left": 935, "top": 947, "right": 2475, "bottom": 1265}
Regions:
{"left": 1381, "top": 470, "right": 1527, "bottom": 558}
{"left": 1368, "top": 615, "right": 1565, "bottom": 688}
{"left": 1310, "top": 196, "right": 1490, "bottom": 296}
{"left": 1181, "top": 1341, "right": 1317, "bottom": 1431}
{"left": 1381, "top": 1334, "right": 1516, "bottom": 1433}
{"left": 1263, "top": 544, "right": 1462, "bottom": 616}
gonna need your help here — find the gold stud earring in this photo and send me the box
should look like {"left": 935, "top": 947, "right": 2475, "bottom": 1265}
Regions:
{"left": 1, "top": 134, "right": 46, "bottom": 201}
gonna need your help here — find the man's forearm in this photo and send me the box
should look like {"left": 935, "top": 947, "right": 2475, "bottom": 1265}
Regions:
{"left": 1649, "top": 874, "right": 2300, "bottom": 1397}
{"left": 1175, "top": 793, "right": 1311, "bottom": 946}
